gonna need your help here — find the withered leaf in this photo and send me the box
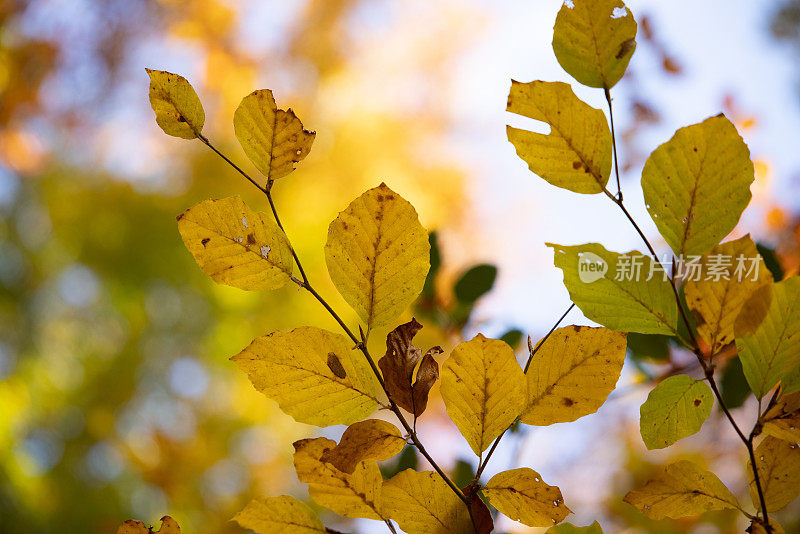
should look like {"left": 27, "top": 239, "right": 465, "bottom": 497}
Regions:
{"left": 378, "top": 318, "right": 442, "bottom": 417}
{"left": 463, "top": 482, "right": 495, "bottom": 534}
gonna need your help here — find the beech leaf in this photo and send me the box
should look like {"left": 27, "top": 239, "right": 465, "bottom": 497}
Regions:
{"left": 293, "top": 437, "right": 384, "bottom": 520}
{"left": 325, "top": 183, "right": 430, "bottom": 330}
{"left": 552, "top": 0, "right": 637, "bottom": 89}
{"left": 378, "top": 319, "right": 442, "bottom": 417}
{"left": 642, "top": 115, "right": 754, "bottom": 257}
{"left": 747, "top": 436, "right": 800, "bottom": 513}
{"left": 146, "top": 69, "right": 204, "bottom": 139}
{"left": 639, "top": 374, "right": 714, "bottom": 450}
{"left": 177, "top": 196, "right": 293, "bottom": 291}
{"left": 623, "top": 460, "right": 741, "bottom": 519}
{"left": 232, "top": 495, "right": 326, "bottom": 534}
{"left": 522, "top": 326, "right": 626, "bottom": 426}
{"left": 319, "top": 419, "right": 406, "bottom": 474}
{"left": 441, "top": 334, "right": 526, "bottom": 455}
{"left": 507, "top": 80, "right": 612, "bottom": 194}
{"left": 233, "top": 89, "right": 315, "bottom": 180}
{"left": 232, "top": 327, "right": 381, "bottom": 426}
{"left": 483, "top": 468, "right": 571, "bottom": 527}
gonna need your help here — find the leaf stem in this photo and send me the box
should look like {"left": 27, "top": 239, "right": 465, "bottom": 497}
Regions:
{"left": 604, "top": 87, "right": 623, "bottom": 201}
{"left": 602, "top": 92, "right": 772, "bottom": 531}
{"left": 474, "top": 302, "right": 575, "bottom": 480}
{"left": 196, "top": 135, "right": 477, "bottom": 532}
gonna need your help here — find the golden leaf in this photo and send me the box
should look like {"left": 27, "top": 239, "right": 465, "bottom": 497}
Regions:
{"left": 231, "top": 327, "right": 381, "bottom": 426}
{"left": 293, "top": 437, "right": 384, "bottom": 520}
{"left": 325, "top": 183, "right": 430, "bottom": 331}
{"left": 747, "top": 436, "right": 800, "bottom": 512}
{"left": 116, "top": 516, "right": 180, "bottom": 534}
{"left": 522, "top": 326, "right": 626, "bottom": 426}
{"left": 623, "top": 460, "right": 741, "bottom": 519}
{"left": 319, "top": 419, "right": 406, "bottom": 474}
{"left": 685, "top": 236, "right": 772, "bottom": 352}
{"left": 233, "top": 89, "right": 315, "bottom": 180}
{"left": 232, "top": 495, "right": 326, "bottom": 534}
{"left": 381, "top": 469, "right": 473, "bottom": 534}
{"left": 483, "top": 468, "right": 571, "bottom": 527}
{"left": 506, "top": 80, "right": 612, "bottom": 194}
{"left": 441, "top": 334, "right": 526, "bottom": 455}
{"left": 552, "top": 0, "right": 637, "bottom": 89}
{"left": 177, "top": 196, "right": 293, "bottom": 291}
{"left": 146, "top": 69, "right": 204, "bottom": 139}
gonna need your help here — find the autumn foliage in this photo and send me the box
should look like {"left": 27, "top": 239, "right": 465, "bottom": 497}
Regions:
{"left": 122, "top": 0, "right": 800, "bottom": 532}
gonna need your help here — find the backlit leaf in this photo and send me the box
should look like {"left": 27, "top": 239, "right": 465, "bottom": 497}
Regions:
{"left": 441, "top": 334, "right": 526, "bottom": 455}
{"left": 325, "top": 183, "right": 430, "bottom": 330}
{"left": 378, "top": 319, "right": 442, "bottom": 417}
{"left": 232, "top": 495, "right": 326, "bottom": 534}
{"left": 233, "top": 89, "right": 315, "bottom": 180}
{"left": 552, "top": 0, "right": 637, "bottom": 89}
{"left": 685, "top": 236, "right": 772, "bottom": 353}
{"left": 177, "top": 196, "right": 293, "bottom": 291}
{"left": 642, "top": 115, "right": 754, "bottom": 257}
{"left": 623, "top": 460, "right": 741, "bottom": 519}
{"left": 522, "top": 326, "right": 626, "bottom": 426}
{"left": 231, "top": 327, "right": 381, "bottom": 426}
{"left": 293, "top": 437, "right": 384, "bottom": 520}
{"left": 761, "top": 393, "right": 800, "bottom": 443}
{"left": 548, "top": 243, "right": 677, "bottom": 335}
{"left": 747, "top": 436, "right": 800, "bottom": 512}
{"left": 483, "top": 468, "right": 571, "bottom": 527}
{"left": 382, "top": 469, "right": 473, "bottom": 534}
{"left": 507, "top": 80, "right": 612, "bottom": 194}
{"left": 146, "top": 69, "right": 204, "bottom": 139}
{"left": 547, "top": 521, "right": 603, "bottom": 534}
{"left": 736, "top": 276, "right": 800, "bottom": 399}
{"left": 116, "top": 516, "right": 180, "bottom": 534}
{"left": 639, "top": 374, "right": 713, "bottom": 450}
{"left": 319, "top": 419, "right": 406, "bottom": 474}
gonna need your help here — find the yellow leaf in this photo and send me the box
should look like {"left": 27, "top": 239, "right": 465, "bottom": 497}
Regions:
{"left": 233, "top": 89, "right": 315, "bottom": 180}
{"left": 232, "top": 495, "right": 326, "bottom": 534}
{"left": 319, "top": 419, "right": 406, "bottom": 474}
{"left": 506, "top": 80, "right": 612, "bottom": 194}
{"left": 483, "top": 468, "right": 571, "bottom": 527}
{"left": 177, "top": 196, "right": 293, "bottom": 291}
{"left": 548, "top": 243, "right": 678, "bottom": 335}
{"left": 642, "top": 115, "right": 754, "bottom": 257}
{"left": 325, "top": 183, "right": 430, "bottom": 330}
{"left": 521, "top": 326, "right": 626, "bottom": 426}
{"left": 547, "top": 522, "right": 603, "bottom": 534}
{"left": 749, "top": 518, "right": 785, "bottom": 534}
{"left": 231, "top": 327, "right": 381, "bottom": 426}
{"left": 685, "top": 236, "right": 772, "bottom": 353}
{"left": 748, "top": 436, "right": 800, "bottom": 512}
{"left": 639, "top": 374, "right": 714, "bottom": 450}
{"left": 116, "top": 516, "right": 180, "bottom": 534}
{"left": 552, "top": 0, "right": 637, "bottom": 89}
{"left": 623, "top": 460, "right": 741, "bottom": 519}
{"left": 441, "top": 334, "right": 526, "bottom": 455}
{"left": 381, "top": 469, "right": 472, "bottom": 534}
{"left": 293, "top": 437, "right": 384, "bottom": 520}
{"left": 146, "top": 69, "right": 204, "bottom": 139}
{"left": 736, "top": 276, "right": 800, "bottom": 399}
{"left": 761, "top": 393, "right": 800, "bottom": 443}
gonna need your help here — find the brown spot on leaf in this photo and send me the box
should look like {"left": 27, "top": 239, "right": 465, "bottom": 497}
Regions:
{"left": 693, "top": 398, "right": 702, "bottom": 407}
{"left": 616, "top": 38, "right": 636, "bottom": 59}
{"left": 572, "top": 161, "right": 582, "bottom": 170}
{"left": 246, "top": 233, "right": 256, "bottom": 245}
{"left": 327, "top": 352, "right": 347, "bottom": 379}
{"left": 562, "top": 397, "right": 575, "bottom": 407}
{"left": 201, "top": 238, "right": 211, "bottom": 247}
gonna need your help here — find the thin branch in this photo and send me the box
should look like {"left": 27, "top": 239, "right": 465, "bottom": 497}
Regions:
{"left": 604, "top": 87, "right": 623, "bottom": 201}
{"left": 196, "top": 135, "right": 477, "bottom": 532}
{"left": 475, "top": 302, "right": 575, "bottom": 479}
{"left": 602, "top": 91, "right": 772, "bottom": 531}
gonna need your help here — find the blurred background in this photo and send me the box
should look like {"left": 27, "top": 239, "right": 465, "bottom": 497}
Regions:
{"left": 2, "top": 0, "right": 800, "bottom": 532}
